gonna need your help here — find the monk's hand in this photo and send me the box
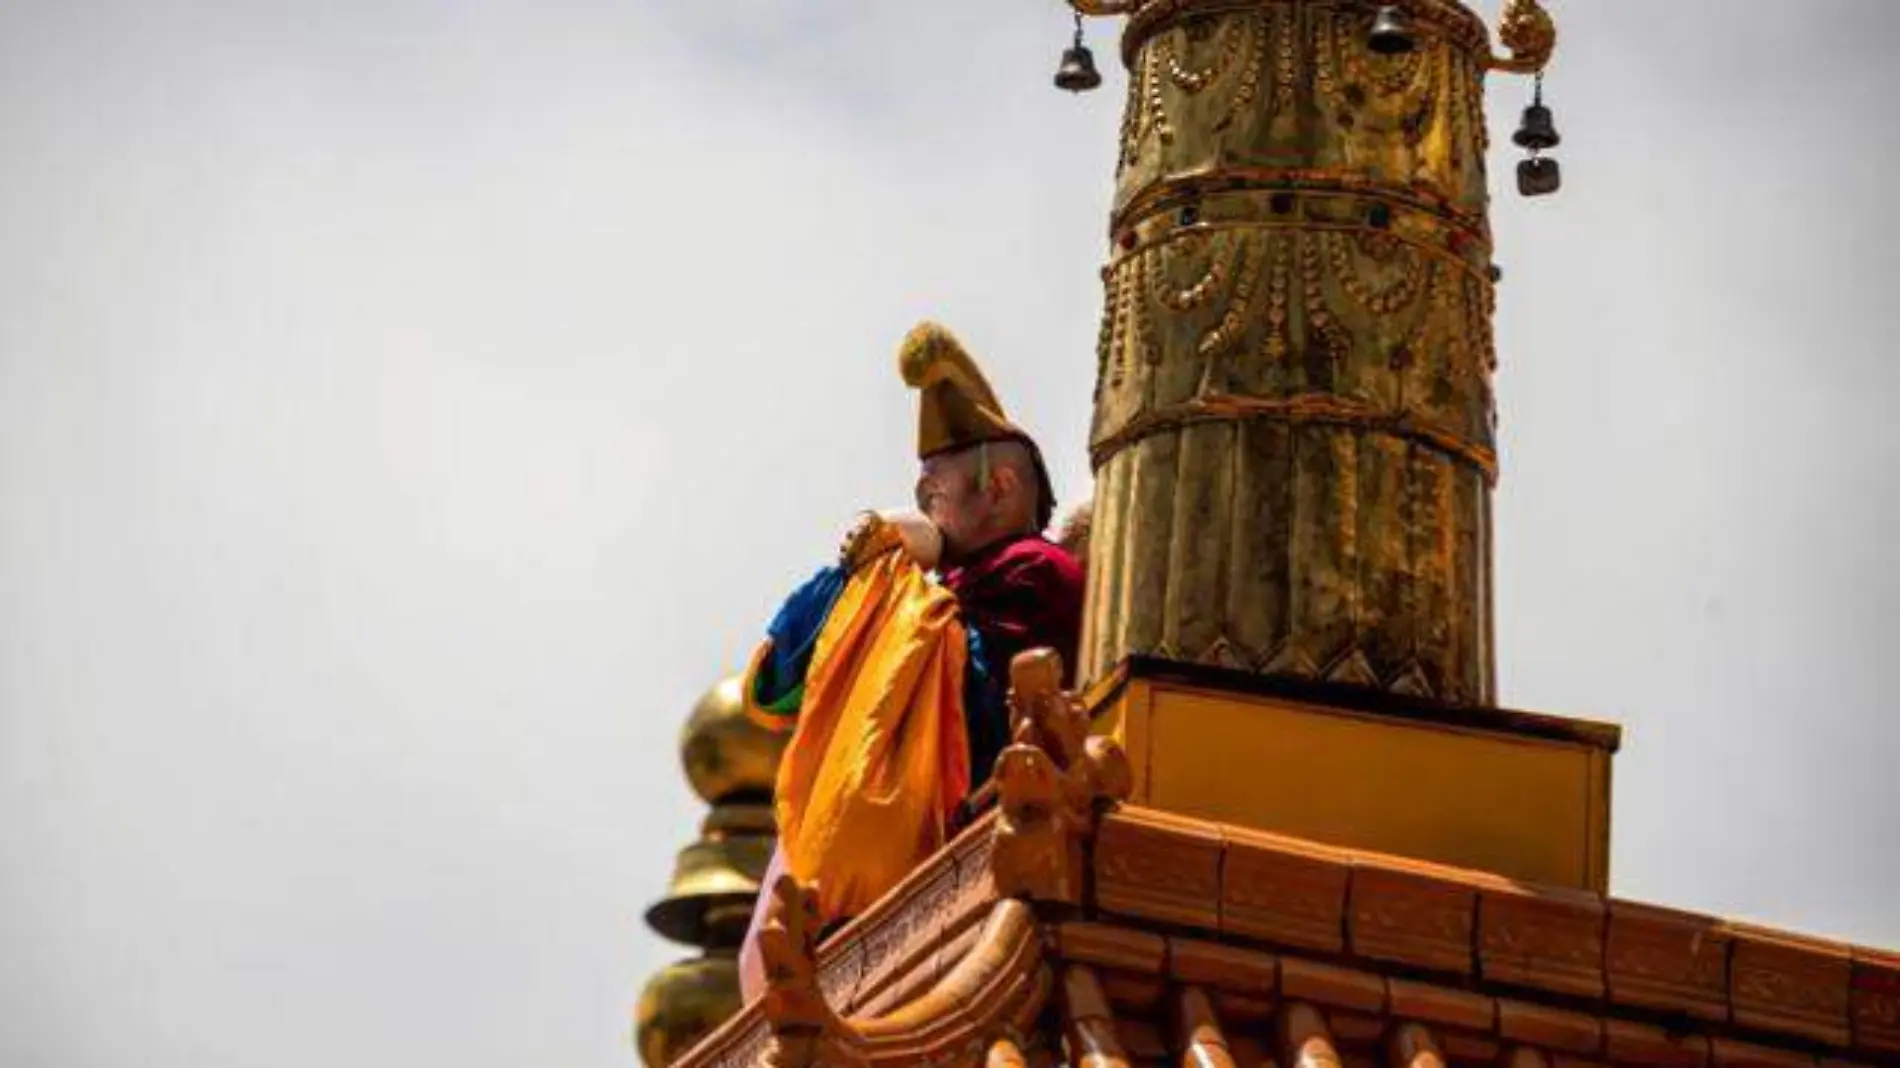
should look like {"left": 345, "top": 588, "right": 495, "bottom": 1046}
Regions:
{"left": 882, "top": 510, "right": 944, "bottom": 570}
{"left": 840, "top": 512, "right": 901, "bottom": 573}
{"left": 839, "top": 510, "right": 943, "bottom": 573}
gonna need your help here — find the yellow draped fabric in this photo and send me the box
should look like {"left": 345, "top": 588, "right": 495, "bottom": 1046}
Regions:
{"left": 771, "top": 550, "right": 972, "bottom": 924}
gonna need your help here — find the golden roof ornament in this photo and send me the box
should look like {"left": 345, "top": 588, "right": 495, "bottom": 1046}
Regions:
{"left": 1038, "top": 0, "right": 1572, "bottom": 702}
{"left": 634, "top": 675, "right": 787, "bottom": 1067}
{"left": 645, "top": 822, "right": 774, "bottom": 948}
{"left": 680, "top": 675, "right": 786, "bottom": 807}
{"left": 1495, "top": 0, "right": 1557, "bottom": 72}
{"left": 634, "top": 956, "right": 743, "bottom": 1068}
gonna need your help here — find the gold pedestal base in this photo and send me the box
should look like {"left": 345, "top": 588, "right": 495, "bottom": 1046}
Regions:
{"left": 1088, "top": 657, "right": 1618, "bottom": 892}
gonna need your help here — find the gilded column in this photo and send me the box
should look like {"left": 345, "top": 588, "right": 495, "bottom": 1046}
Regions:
{"left": 1080, "top": 0, "right": 1552, "bottom": 704}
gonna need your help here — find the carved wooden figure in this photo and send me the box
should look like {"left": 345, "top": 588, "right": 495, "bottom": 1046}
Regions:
{"left": 992, "top": 650, "right": 1132, "bottom": 904}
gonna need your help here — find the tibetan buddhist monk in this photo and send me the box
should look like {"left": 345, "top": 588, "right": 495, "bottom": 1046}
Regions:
{"left": 734, "top": 322, "right": 1083, "bottom": 1001}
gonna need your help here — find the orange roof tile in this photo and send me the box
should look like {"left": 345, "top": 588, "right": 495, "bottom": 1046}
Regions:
{"left": 673, "top": 661, "right": 1893, "bottom": 1068}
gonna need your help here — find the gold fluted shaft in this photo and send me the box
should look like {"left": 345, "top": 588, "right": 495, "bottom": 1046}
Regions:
{"left": 1081, "top": 0, "right": 1507, "bottom": 704}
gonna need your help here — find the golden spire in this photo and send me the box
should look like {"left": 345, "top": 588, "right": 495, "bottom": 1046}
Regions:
{"left": 1067, "top": 0, "right": 1560, "bottom": 704}
{"left": 633, "top": 676, "right": 787, "bottom": 1068}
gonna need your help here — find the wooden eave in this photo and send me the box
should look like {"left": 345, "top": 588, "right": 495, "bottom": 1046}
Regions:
{"left": 672, "top": 662, "right": 1896, "bottom": 1068}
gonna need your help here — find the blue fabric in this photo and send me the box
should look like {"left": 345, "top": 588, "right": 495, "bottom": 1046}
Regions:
{"left": 962, "top": 627, "right": 1009, "bottom": 789}
{"left": 751, "top": 566, "right": 848, "bottom": 712}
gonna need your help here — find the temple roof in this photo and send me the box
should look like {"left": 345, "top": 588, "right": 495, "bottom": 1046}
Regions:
{"left": 673, "top": 706, "right": 1900, "bottom": 1068}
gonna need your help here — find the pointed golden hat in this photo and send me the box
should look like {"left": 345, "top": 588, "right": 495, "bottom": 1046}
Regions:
{"left": 897, "top": 321, "right": 1055, "bottom": 530}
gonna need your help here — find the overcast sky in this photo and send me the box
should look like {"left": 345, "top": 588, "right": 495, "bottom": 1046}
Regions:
{"left": 2, "top": 2, "right": 1896, "bottom": 1067}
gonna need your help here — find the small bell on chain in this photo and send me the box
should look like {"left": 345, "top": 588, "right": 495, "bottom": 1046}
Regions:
{"left": 1367, "top": 5, "right": 1416, "bottom": 56}
{"left": 1513, "top": 79, "right": 1561, "bottom": 152}
{"left": 1515, "top": 75, "right": 1563, "bottom": 196}
{"left": 1054, "top": 12, "right": 1103, "bottom": 93}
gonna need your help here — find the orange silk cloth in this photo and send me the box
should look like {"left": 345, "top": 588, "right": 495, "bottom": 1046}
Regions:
{"left": 770, "top": 551, "right": 972, "bottom": 924}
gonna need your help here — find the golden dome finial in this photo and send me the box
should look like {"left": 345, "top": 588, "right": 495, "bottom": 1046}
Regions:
{"left": 637, "top": 674, "right": 790, "bottom": 1066}
{"left": 680, "top": 675, "right": 786, "bottom": 806}
{"left": 634, "top": 956, "right": 742, "bottom": 1068}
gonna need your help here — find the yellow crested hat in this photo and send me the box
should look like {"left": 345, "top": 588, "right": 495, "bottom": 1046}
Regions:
{"left": 898, "top": 321, "right": 1055, "bottom": 531}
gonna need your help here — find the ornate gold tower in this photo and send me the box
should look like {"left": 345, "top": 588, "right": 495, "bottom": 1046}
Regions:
{"left": 634, "top": 677, "right": 786, "bottom": 1067}
{"left": 1080, "top": 0, "right": 1554, "bottom": 706}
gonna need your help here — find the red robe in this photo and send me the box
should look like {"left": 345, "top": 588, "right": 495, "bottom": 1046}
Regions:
{"left": 941, "top": 534, "right": 1086, "bottom": 688}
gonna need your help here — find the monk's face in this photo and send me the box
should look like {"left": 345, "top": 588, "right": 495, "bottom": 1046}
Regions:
{"left": 915, "top": 449, "right": 997, "bottom": 563}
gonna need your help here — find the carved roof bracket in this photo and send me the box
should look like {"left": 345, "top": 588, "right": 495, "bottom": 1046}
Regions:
{"left": 991, "top": 649, "right": 1133, "bottom": 907}
{"left": 751, "top": 875, "right": 1055, "bottom": 1068}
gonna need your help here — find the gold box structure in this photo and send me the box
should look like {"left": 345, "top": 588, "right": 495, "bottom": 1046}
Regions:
{"left": 1088, "top": 657, "right": 1618, "bottom": 891}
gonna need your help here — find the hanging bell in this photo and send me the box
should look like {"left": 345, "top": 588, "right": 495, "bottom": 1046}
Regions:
{"left": 1513, "top": 102, "right": 1561, "bottom": 152}
{"left": 1054, "top": 42, "right": 1103, "bottom": 93}
{"left": 1517, "top": 156, "right": 1562, "bottom": 197}
{"left": 1368, "top": 5, "right": 1416, "bottom": 56}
